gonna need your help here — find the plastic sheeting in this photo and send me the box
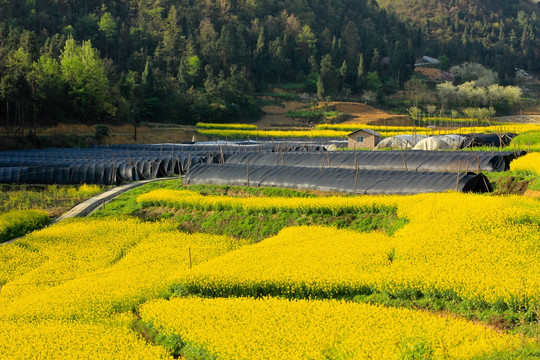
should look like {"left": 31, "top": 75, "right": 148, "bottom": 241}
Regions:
{"left": 375, "top": 135, "right": 428, "bottom": 149}
{"left": 0, "top": 141, "right": 332, "bottom": 185}
{"left": 377, "top": 133, "right": 517, "bottom": 149}
{"left": 462, "top": 133, "right": 517, "bottom": 148}
{"left": 0, "top": 147, "right": 221, "bottom": 185}
{"left": 184, "top": 164, "right": 493, "bottom": 195}
{"left": 224, "top": 151, "right": 523, "bottom": 173}
{"left": 413, "top": 137, "right": 452, "bottom": 151}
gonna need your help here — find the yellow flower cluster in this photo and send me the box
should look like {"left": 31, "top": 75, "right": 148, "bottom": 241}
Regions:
{"left": 0, "top": 217, "right": 246, "bottom": 358}
{"left": 67, "top": 183, "right": 103, "bottom": 198}
{"left": 140, "top": 297, "right": 525, "bottom": 360}
{"left": 197, "top": 128, "right": 350, "bottom": 138}
{"left": 137, "top": 188, "right": 396, "bottom": 214}
{"left": 315, "top": 123, "right": 433, "bottom": 132}
{"left": 198, "top": 123, "right": 539, "bottom": 139}
{"left": 195, "top": 122, "right": 258, "bottom": 130}
{"left": 510, "top": 153, "right": 540, "bottom": 175}
{"left": 316, "top": 122, "right": 539, "bottom": 134}
{"left": 0, "top": 209, "right": 50, "bottom": 243}
{"left": 170, "top": 192, "right": 540, "bottom": 309}
{"left": 0, "top": 316, "right": 172, "bottom": 360}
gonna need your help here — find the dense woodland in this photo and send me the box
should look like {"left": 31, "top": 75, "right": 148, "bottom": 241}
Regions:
{"left": 378, "top": 0, "right": 540, "bottom": 76}
{"left": 0, "top": 0, "right": 538, "bottom": 131}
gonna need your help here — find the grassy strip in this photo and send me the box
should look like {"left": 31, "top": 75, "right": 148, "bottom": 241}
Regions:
{"left": 0, "top": 210, "right": 50, "bottom": 243}
{"left": 92, "top": 182, "right": 334, "bottom": 218}
{"left": 186, "top": 184, "right": 339, "bottom": 198}
{"left": 351, "top": 293, "right": 540, "bottom": 336}
{"left": 485, "top": 170, "right": 540, "bottom": 194}
{"left": 90, "top": 179, "right": 184, "bottom": 217}
{"left": 286, "top": 110, "right": 344, "bottom": 121}
{"left": 0, "top": 184, "right": 107, "bottom": 217}
{"left": 253, "top": 93, "right": 301, "bottom": 100}
{"left": 474, "top": 346, "right": 540, "bottom": 360}
{"left": 138, "top": 205, "right": 406, "bottom": 242}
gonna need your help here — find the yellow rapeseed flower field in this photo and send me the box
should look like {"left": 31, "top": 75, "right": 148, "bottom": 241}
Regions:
{"left": 155, "top": 190, "right": 540, "bottom": 309}
{"left": 0, "top": 217, "right": 247, "bottom": 358}
{"left": 140, "top": 297, "right": 526, "bottom": 360}
{"left": 0, "top": 209, "right": 49, "bottom": 242}
{"left": 2, "top": 187, "right": 539, "bottom": 358}
{"left": 510, "top": 153, "right": 540, "bottom": 175}
{"left": 0, "top": 316, "right": 172, "bottom": 360}
{"left": 137, "top": 188, "right": 397, "bottom": 214}
{"left": 198, "top": 123, "right": 540, "bottom": 139}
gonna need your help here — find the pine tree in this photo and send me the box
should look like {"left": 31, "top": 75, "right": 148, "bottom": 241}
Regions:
{"left": 317, "top": 74, "right": 325, "bottom": 100}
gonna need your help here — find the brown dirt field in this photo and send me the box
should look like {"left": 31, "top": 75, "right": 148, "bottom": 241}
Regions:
{"left": 415, "top": 67, "right": 442, "bottom": 80}
{"left": 256, "top": 101, "right": 309, "bottom": 129}
{"left": 331, "top": 102, "right": 413, "bottom": 126}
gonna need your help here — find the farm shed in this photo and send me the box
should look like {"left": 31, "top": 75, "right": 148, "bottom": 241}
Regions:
{"left": 184, "top": 164, "right": 493, "bottom": 195}
{"left": 224, "top": 151, "right": 520, "bottom": 173}
{"left": 348, "top": 129, "right": 381, "bottom": 149}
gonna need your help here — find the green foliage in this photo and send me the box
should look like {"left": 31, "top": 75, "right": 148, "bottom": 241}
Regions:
{"left": 0, "top": 210, "right": 50, "bottom": 243}
{"left": 286, "top": 109, "right": 343, "bottom": 122}
{"left": 154, "top": 203, "right": 403, "bottom": 242}
{"left": 60, "top": 38, "right": 115, "bottom": 119}
{"left": 0, "top": 0, "right": 424, "bottom": 128}
{"left": 0, "top": 184, "right": 106, "bottom": 215}
{"left": 376, "top": 0, "right": 540, "bottom": 77}
{"left": 94, "top": 124, "right": 109, "bottom": 142}
{"left": 398, "top": 338, "right": 434, "bottom": 360}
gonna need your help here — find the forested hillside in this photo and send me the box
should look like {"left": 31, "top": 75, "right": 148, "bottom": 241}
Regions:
{"left": 0, "top": 0, "right": 418, "bottom": 129}
{"left": 377, "top": 0, "right": 540, "bottom": 79}
{"left": 1, "top": 0, "right": 538, "bottom": 130}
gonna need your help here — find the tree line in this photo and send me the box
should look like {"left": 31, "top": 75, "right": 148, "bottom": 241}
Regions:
{"left": 0, "top": 0, "right": 537, "bottom": 132}
{"left": 0, "top": 0, "right": 419, "bottom": 131}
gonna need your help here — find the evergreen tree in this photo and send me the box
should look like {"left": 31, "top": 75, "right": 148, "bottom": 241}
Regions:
{"left": 317, "top": 74, "right": 325, "bottom": 100}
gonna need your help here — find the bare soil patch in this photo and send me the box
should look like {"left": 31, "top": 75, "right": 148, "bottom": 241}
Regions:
{"left": 331, "top": 102, "right": 413, "bottom": 126}
{"left": 415, "top": 67, "right": 442, "bottom": 80}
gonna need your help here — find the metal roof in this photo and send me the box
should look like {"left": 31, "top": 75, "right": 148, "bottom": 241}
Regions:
{"left": 347, "top": 128, "right": 381, "bottom": 137}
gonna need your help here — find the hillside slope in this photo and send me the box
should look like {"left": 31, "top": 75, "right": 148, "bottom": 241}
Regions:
{"left": 378, "top": 0, "right": 540, "bottom": 76}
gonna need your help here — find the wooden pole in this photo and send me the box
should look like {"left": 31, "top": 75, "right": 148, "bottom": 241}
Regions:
{"left": 400, "top": 145, "right": 408, "bottom": 171}
{"left": 456, "top": 160, "right": 461, "bottom": 191}
{"left": 246, "top": 156, "right": 250, "bottom": 187}
{"left": 353, "top": 153, "right": 359, "bottom": 195}
{"left": 469, "top": 147, "right": 481, "bottom": 172}
{"left": 327, "top": 150, "right": 331, "bottom": 168}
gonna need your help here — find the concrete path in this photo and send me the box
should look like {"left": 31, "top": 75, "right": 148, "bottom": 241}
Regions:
{"left": 1, "top": 177, "right": 180, "bottom": 246}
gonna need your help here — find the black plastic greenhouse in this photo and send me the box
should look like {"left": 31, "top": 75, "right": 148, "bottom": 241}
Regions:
{"left": 184, "top": 163, "right": 493, "bottom": 195}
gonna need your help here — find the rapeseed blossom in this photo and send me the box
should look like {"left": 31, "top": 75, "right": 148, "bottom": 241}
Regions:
{"left": 140, "top": 297, "right": 525, "bottom": 360}
{"left": 164, "top": 191, "right": 540, "bottom": 309}
{"left": 0, "top": 217, "right": 246, "bottom": 358}
{"left": 510, "top": 152, "right": 540, "bottom": 175}
{"left": 0, "top": 209, "right": 49, "bottom": 242}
